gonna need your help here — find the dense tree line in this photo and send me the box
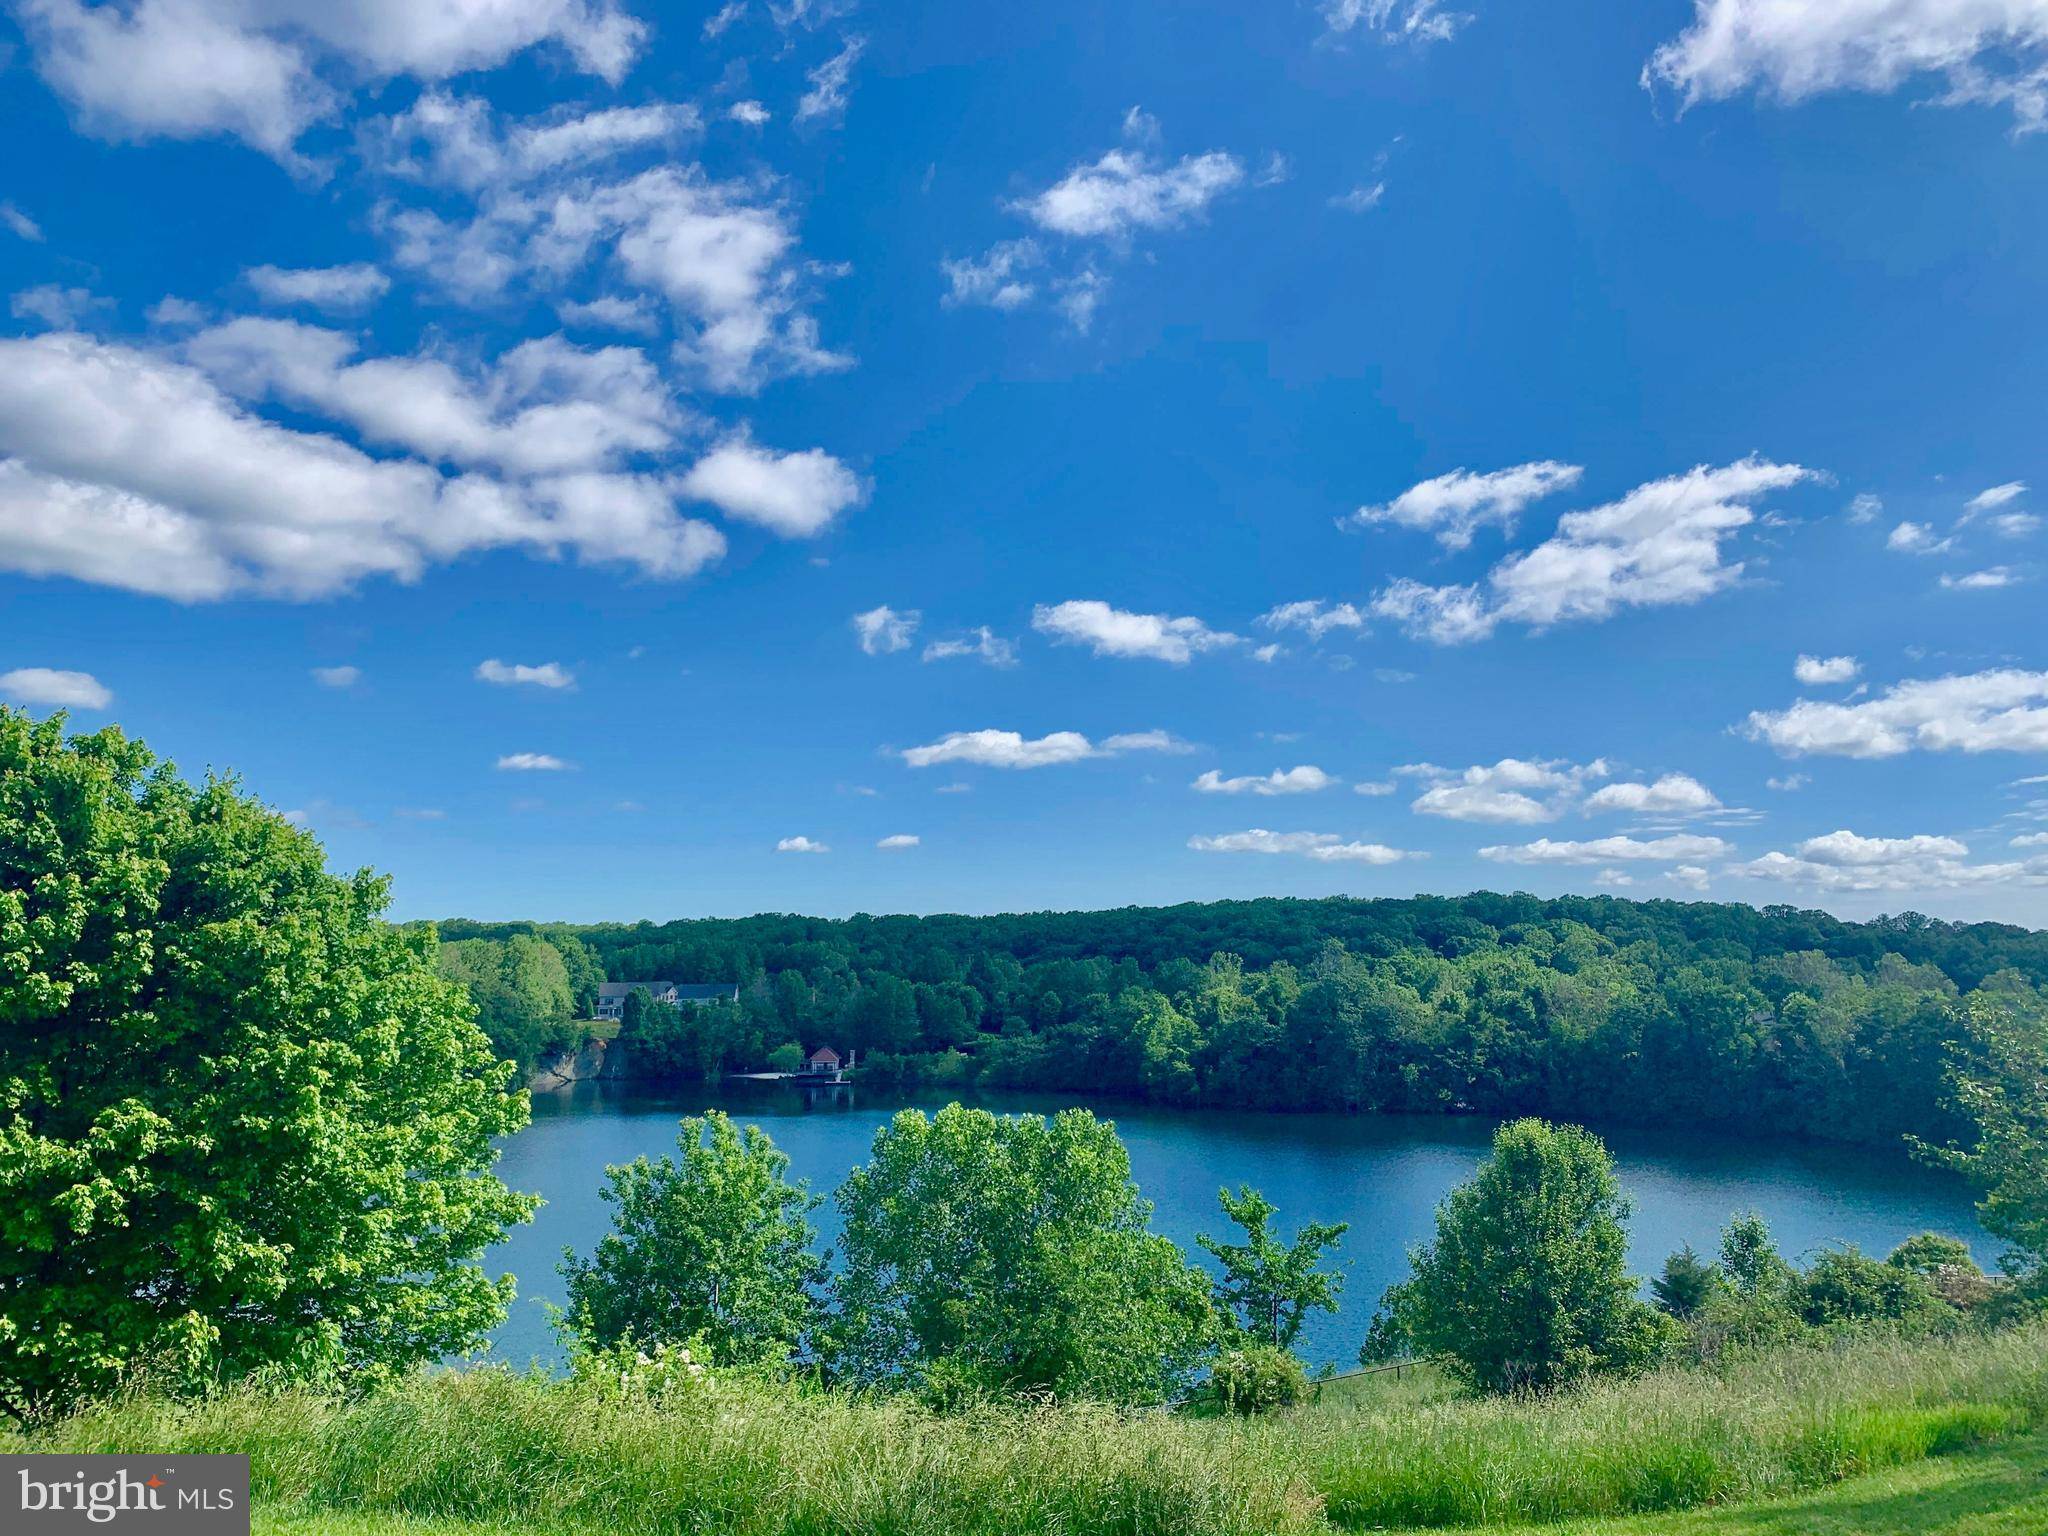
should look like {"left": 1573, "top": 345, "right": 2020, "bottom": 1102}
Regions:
{"left": 440, "top": 896, "right": 2048, "bottom": 1149}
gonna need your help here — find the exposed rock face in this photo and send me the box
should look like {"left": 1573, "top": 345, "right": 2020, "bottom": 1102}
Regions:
{"left": 528, "top": 1035, "right": 634, "bottom": 1091}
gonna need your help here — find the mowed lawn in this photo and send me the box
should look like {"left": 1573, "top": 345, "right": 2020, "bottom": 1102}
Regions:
{"left": 243, "top": 1432, "right": 2048, "bottom": 1536}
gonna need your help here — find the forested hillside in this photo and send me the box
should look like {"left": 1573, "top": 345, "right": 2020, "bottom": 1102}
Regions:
{"left": 434, "top": 894, "right": 2048, "bottom": 1148}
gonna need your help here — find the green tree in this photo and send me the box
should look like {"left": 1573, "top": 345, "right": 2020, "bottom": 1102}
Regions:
{"left": 560, "top": 1112, "right": 823, "bottom": 1364}
{"left": 1650, "top": 1244, "right": 1724, "bottom": 1320}
{"left": 1196, "top": 1185, "right": 1347, "bottom": 1349}
{"left": 1369, "top": 1118, "right": 1673, "bottom": 1393}
{"left": 0, "top": 710, "right": 534, "bottom": 1417}
{"left": 832, "top": 1104, "right": 1213, "bottom": 1404}
{"left": 1719, "top": 1210, "right": 1796, "bottom": 1300}
{"left": 1888, "top": 1232, "right": 1977, "bottom": 1277}
{"left": 1925, "top": 997, "right": 2048, "bottom": 1298}
{"left": 1797, "top": 1247, "right": 1950, "bottom": 1331}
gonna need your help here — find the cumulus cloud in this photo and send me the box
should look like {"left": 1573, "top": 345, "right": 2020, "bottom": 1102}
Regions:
{"left": 1795, "top": 653, "right": 1860, "bottom": 685}
{"left": 477, "top": 658, "right": 574, "bottom": 689}
{"left": 728, "top": 100, "right": 770, "bottom": 126}
{"left": 1, "top": 666, "right": 112, "bottom": 709}
{"left": 12, "top": 285, "right": 114, "bottom": 329}
{"left": 1258, "top": 599, "right": 1366, "bottom": 642}
{"left": 1643, "top": 0, "right": 2048, "bottom": 135}
{"left": 497, "top": 751, "right": 571, "bottom": 771}
{"left": 776, "top": 835, "right": 829, "bottom": 853}
{"left": 1372, "top": 457, "right": 1816, "bottom": 643}
{"left": 1735, "top": 830, "right": 2037, "bottom": 891}
{"left": 1348, "top": 461, "right": 1583, "bottom": 550}
{"left": 187, "top": 318, "right": 685, "bottom": 476}
{"left": 1746, "top": 668, "right": 2048, "bottom": 757}
{"left": 245, "top": 263, "right": 389, "bottom": 311}
{"left": 1481, "top": 833, "right": 1734, "bottom": 865}
{"left": 876, "top": 833, "right": 920, "bottom": 849}
{"left": 1401, "top": 757, "right": 1609, "bottom": 824}
{"left": 16, "top": 0, "right": 644, "bottom": 162}
{"left": 853, "top": 605, "right": 919, "bottom": 655}
{"left": 941, "top": 239, "right": 1043, "bottom": 312}
{"left": 1582, "top": 773, "right": 1723, "bottom": 817}
{"left": 1187, "top": 828, "right": 1420, "bottom": 863}
{"left": 1888, "top": 520, "right": 1952, "bottom": 554}
{"left": 678, "top": 438, "right": 866, "bottom": 537}
{"left": 1017, "top": 146, "right": 1246, "bottom": 240}
{"left": 923, "top": 627, "right": 1018, "bottom": 667}
{"left": 1, "top": 203, "right": 42, "bottom": 242}
{"left": 1967, "top": 480, "right": 2029, "bottom": 511}
{"left": 1033, "top": 599, "right": 1241, "bottom": 663}
{"left": 900, "top": 728, "right": 1188, "bottom": 770}
{"left": 1193, "top": 765, "right": 1337, "bottom": 796}
{"left": 0, "top": 332, "right": 727, "bottom": 601}
{"left": 365, "top": 92, "right": 698, "bottom": 193}
{"left": 311, "top": 664, "right": 361, "bottom": 688}
{"left": 1994, "top": 512, "right": 2040, "bottom": 537}
{"left": 1942, "top": 566, "right": 2018, "bottom": 590}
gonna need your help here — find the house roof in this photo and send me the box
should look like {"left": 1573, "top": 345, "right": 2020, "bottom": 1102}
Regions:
{"left": 596, "top": 981, "right": 738, "bottom": 1001}
{"left": 807, "top": 1046, "right": 841, "bottom": 1062}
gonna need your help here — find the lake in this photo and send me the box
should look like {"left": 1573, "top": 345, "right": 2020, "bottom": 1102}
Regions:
{"left": 486, "top": 1082, "right": 1993, "bottom": 1371}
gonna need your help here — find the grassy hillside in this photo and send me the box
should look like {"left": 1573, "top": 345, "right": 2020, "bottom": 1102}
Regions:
{"left": 21, "top": 1327, "right": 2048, "bottom": 1536}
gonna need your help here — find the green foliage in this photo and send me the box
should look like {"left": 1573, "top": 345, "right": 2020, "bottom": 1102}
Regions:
{"left": 1208, "top": 1344, "right": 1309, "bottom": 1415}
{"left": 1652, "top": 1244, "right": 1726, "bottom": 1320}
{"left": 1927, "top": 996, "right": 2048, "bottom": 1299}
{"left": 440, "top": 896, "right": 2036, "bottom": 1149}
{"left": 1891, "top": 1232, "right": 1980, "bottom": 1277}
{"left": 1721, "top": 1210, "right": 1798, "bottom": 1300}
{"left": 1197, "top": 1185, "right": 1348, "bottom": 1349}
{"left": 438, "top": 933, "right": 580, "bottom": 1071}
{"left": 1797, "top": 1247, "right": 1952, "bottom": 1332}
{"left": 765, "top": 1041, "right": 804, "bottom": 1074}
{"left": 0, "top": 708, "right": 535, "bottom": 1417}
{"left": 559, "top": 1112, "right": 824, "bottom": 1365}
{"left": 831, "top": 1104, "right": 1215, "bottom": 1404}
{"left": 1371, "top": 1118, "right": 1679, "bottom": 1393}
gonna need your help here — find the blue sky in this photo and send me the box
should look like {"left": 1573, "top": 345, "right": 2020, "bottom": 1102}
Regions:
{"left": 3, "top": 0, "right": 2048, "bottom": 924}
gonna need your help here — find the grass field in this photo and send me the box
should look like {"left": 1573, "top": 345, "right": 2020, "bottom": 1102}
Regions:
{"left": 19, "top": 1327, "right": 2048, "bottom": 1536}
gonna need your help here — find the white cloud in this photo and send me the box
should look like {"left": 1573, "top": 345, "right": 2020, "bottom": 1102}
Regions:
{"left": 311, "top": 664, "right": 360, "bottom": 688}
{"left": 1349, "top": 461, "right": 1583, "bottom": 550}
{"left": 678, "top": 438, "right": 866, "bottom": 537}
{"left": 1, "top": 204, "right": 42, "bottom": 242}
{"left": 1033, "top": 599, "right": 1241, "bottom": 663}
{"left": 1193, "top": 765, "right": 1337, "bottom": 796}
{"left": 1188, "top": 828, "right": 1420, "bottom": 863}
{"left": 1402, "top": 757, "right": 1608, "bottom": 823}
{"left": 1252, "top": 643, "right": 1282, "bottom": 663}
{"left": 1795, "top": 653, "right": 1860, "bottom": 685}
{"left": 375, "top": 154, "right": 847, "bottom": 393}
{"left": 1258, "top": 599, "right": 1366, "bottom": 641}
{"left": 477, "top": 658, "right": 574, "bottom": 689}
{"left": 776, "top": 835, "right": 830, "bottom": 853}
{"left": 1942, "top": 566, "right": 2018, "bottom": 590}
{"left": 1735, "top": 829, "right": 2035, "bottom": 891}
{"left": 853, "top": 605, "right": 919, "bottom": 655}
{"left": 1328, "top": 182, "right": 1386, "bottom": 212}
{"left": 1643, "top": 0, "right": 2048, "bottom": 135}
{"left": 1355, "top": 780, "right": 1396, "bottom": 796}
{"left": 1671, "top": 864, "right": 1712, "bottom": 890}
{"left": 497, "top": 751, "right": 571, "bottom": 771}
{"left": 1968, "top": 480, "right": 2028, "bottom": 511}
{"left": 0, "top": 333, "right": 727, "bottom": 601}
{"left": 1994, "top": 512, "right": 2040, "bottom": 537}
{"left": 1747, "top": 668, "right": 2048, "bottom": 757}
{"left": 1582, "top": 773, "right": 1723, "bottom": 817}
{"left": 941, "top": 239, "right": 1043, "bottom": 312}
{"left": 1847, "top": 492, "right": 1884, "bottom": 523}
{"left": 876, "top": 833, "right": 920, "bottom": 849}
{"left": 923, "top": 627, "right": 1018, "bottom": 667}
{"left": 1373, "top": 457, "right": 1816, "bottom": 643}
{"left": 1767, "top": 773, "right": 1809, "bottom": 791}
{"left": 728, "top": 100, "right": 770, "bottom": 127}
{"left": 795, "top": 36, "right": 863, "bottom": 124}
{"left": 1, "top": 666, "right": 112, "bottom": 709}
{"left": 148, "top": 297, "right": 207, "bottom": 327}
{"left": 17, "top": 0, "right": 644, "bottom": 162}
{"left": 11, "top": 285, "right": 112, "bottom": 329}
{"left": 704, "top": 1, "right": 746, "bottom": 37}
{"left": 366, "top": 92, "right": 697, "bottom": 193}
{"left": 1321, "top": 0, "right": 1471, "bottom": 45}
{"left": 556, "top": 294, "right": 658, "bottom": 333}
{"left": 187, "top": 319, "right": 685, "bottom": 476}
{"left": 1018, "top": 147, "right": 1246, "bottom": 240}
{"left": 900, "top": 728, "right": 1189, "bottom": 770}
{"left": 2013, "top": 832, "right": 2048, "bottom": 848}
{"left": 1888, "top": 520, "right": 1952, "bottom": 554}
{"left": 1481, "top": 833, "right": 1733, "bottom": 865}
{"left": 245, "top": 263, "right": 388, "bottom": 311}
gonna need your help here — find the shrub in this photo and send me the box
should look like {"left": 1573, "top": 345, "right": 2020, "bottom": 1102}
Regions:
{"left": 1210, "top": 1346, "right": 1310, "bottom": 1415}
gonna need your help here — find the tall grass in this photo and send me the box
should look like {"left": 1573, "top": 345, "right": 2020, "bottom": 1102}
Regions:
{"left": 17, "top": 1326, "right": 2048, "bottom": 1535}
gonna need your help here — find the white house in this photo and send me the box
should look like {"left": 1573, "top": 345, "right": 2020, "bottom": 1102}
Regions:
{"left": 593, "top": 981, "right": 740, "bottom": 1021}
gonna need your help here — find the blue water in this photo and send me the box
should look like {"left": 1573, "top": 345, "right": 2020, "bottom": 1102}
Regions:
{"left": 484, "top": 1083, "right": 1992, "bottom": 1371}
